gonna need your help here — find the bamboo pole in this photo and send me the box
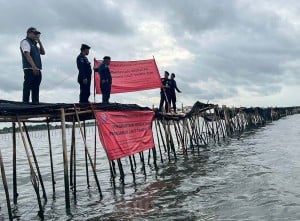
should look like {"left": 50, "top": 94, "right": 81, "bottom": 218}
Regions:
{"left": 69, "top": 119, "right": 75, "bottom": 191}
{"left": 74, "top": 108, "right": 102, "bottom": 197}
{"left": 23, "top": 122, "right": 47, "bottom": 201}
{"left": 152, "top": 146, "right": 158, "bottom": 170}
{"left": 73, "top": 119, "right": 77, "bottom": 199}
{"left": 0, "top": 149, "right": 13, "bottom": 221}
{"left": 159, "top": 119, "right": 170, "bottom": 161}
{"left": 46, "top": 121, "right": 56, "bottom": 196}
{"left": 16, "top": 117, "right": 44, "bottom": 218}
{"left": 94, "top": 118, "right": 97, "bottom": 168}
{"left": 167, "top": 121, "right": 177, "bottom": 159}
{"left": 154, "top": 119, "right": 164, "bottom": 163}
{"left": 117, "top": 159, "right": 125, "bottom": 183}
{"left": 133, "top": 155, "right": 137, "bottom": 169}
{"left": 139, "top": 152, "right": 146, "bottom": 176}
{"left": 157, "top": 119, "right": 167, "bottom": 153}
{"left": 83, "top": 121, "right": 90, "bottom": 188}
{"left": 129, "top": 155, "right": 136, "bottom": 182}
{"left": 12, "top": 122, "right": 18, "bottom": 205}
{"left": 60, "top": 108, "right": 71, "bottom": 212}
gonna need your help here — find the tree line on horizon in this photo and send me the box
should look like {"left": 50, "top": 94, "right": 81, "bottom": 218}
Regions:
{"left": 0, "top": 121, "right": 96, "bottom": 134}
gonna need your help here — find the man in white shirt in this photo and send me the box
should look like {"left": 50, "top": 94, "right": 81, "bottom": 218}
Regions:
{"left": 20, "top": 27, "right": 45, "bottom": 104}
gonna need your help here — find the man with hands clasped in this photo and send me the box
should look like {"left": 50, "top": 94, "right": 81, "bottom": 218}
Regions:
{"left": 77, "top": 44, "right": 92, "bottom": 104}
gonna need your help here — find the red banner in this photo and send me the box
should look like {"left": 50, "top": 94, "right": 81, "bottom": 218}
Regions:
{"left": 94, "top": 59, "right": 162, "bottom": 94}
{"left": 95, "top": 110, "right": 155, "bottom": 160}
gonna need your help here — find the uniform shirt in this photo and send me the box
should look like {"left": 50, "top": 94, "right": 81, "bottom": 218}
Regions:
{"left": 77, "top": 53, "right": 92, "bottom": 83}
{"left": 98, "top": 63, "right": 112, "bottom": 84}
{"left": 168, "top": 79, "right": 180, "bottom": 95}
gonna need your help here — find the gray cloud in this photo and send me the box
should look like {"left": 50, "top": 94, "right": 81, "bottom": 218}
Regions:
{"left": 0, "top": 0, "right": 131, "bottom": 35}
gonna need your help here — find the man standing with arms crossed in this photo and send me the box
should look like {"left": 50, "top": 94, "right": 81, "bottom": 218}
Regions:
{"left": 20, "top": 27, "right": 45, "bottom": 104}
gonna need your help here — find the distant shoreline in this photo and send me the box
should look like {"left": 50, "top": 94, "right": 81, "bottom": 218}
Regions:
{"left": 0, "top": 121, "right": 96, "bottom": 134}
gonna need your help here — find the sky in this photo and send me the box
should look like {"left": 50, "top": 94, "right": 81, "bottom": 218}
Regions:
{"left": 1, "top": 0, "right": 300, "bottom": 108}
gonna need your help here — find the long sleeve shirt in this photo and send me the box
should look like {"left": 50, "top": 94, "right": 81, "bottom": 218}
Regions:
{"left": 77, "top": 53, "right": 92, "bottom": 83}
{"left": 98, "top": 63, "right": 112, "bottom": 84}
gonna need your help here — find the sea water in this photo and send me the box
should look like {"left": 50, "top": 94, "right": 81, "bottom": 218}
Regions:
{"left": 1, "top": 115, "right": 300, "bottom": 220}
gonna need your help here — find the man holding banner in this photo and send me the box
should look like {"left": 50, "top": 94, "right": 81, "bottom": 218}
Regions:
{"left": 159, "top": 71, "right": 170, "bottom": 112}
{"left": 93, "top": 57, "right": 162, "bottom": 98}
{"left": 97, "top": 56, "right": 112, "bottom": 104}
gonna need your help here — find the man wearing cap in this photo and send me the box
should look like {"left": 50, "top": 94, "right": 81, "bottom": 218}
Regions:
{"left": 77, "top": 44, "right": 92, "bottom": 103}
{"left": 20, "top": 27, "right": 45, "bottom": 104}
{"left": 97, "top": 56, "right": 112, "bottom": 104}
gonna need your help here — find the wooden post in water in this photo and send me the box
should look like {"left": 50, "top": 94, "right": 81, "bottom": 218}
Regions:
{"left": 72, "top": 119, "right": 77, "bottom": 198}
{"left": 223, "top": 106, "right": 231, "bottom": 136}
{"left": 117, "top": 159, "right": 125, "bottom": 183}
{"left": 74, "top": 108, "right": 102, "bottom": 198}
{"left": 23, "top": 122, "right": 47, "bottom": 201}
{"left": 60, "top": 108, "right": 70, "bottom": 212}
{"left": 154, "top": 119, "right": 164, "bottom": 163}
{"left": 17, "top": 117, "right": 44, "bottom": 218}
{"left": 129, "top": 155, "right": 136, "bottom": 182}
{"left": 69, "top": 118, "right": 75, "bottom": 192}
{"left": 167, "top": 120, "right": 177, "bottom": 159}
{"left": 94, "top": 119, "right": 97, "bottom": 168}
{"left": 157, "top": 119, "right": 167, "bottom": 153}
{"left": 83, "top": 120, "right": 90, "bottom": 188}
{"left": 0, "top": 149, "right": 13, "bottom": 221}
{"left": 46, "top": 121, "right": 56, "bottom": 196}
{"left": 12, "top": 122, "right": 18, "bottom": 205}
{"left": 139, "top": 152, "right": 146, "bottom": 176}
{"left": 152, "top": 146, "right": 158, "bottom": 170}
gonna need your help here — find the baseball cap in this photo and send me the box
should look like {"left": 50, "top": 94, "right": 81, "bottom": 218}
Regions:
{"left": 27, "top": 27, "right": 41, "bottom": 34}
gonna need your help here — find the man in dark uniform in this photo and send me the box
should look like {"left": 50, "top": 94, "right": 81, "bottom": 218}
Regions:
{"left": 159, "top": 71, "right": 170, "bottom": 112}
{"left": 167, "top": 73, "right": 181, "bottom": 113}
{"left": 97, "top": 56, "right": 112, "bottom": 104}
{"left": 77, "top": 44, "right": 92, "bottom": 103}
{"left": 20, "top": 27, "right": 45, "bottom": 104}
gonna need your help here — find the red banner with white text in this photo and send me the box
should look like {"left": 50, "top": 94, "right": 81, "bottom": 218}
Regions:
{"left": 95, "top": 110, "right": 155, "bottom": 160}
{"left": 94, "top": 59, "right": 162, "bottom": 94}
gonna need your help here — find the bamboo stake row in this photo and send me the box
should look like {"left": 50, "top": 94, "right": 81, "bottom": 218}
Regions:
{"left": 0, "top": 104, "right": 300, "bottom": 220}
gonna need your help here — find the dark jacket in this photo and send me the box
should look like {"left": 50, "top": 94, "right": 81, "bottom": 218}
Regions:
{"left": 77, "top": 53, "right": 92, "bottom": 83}
{"left": 98, "top": 63, "right": 112, "bottom": 84}
{"left": 20, "top": 37, "right": 42, "bottom": 69}
{"left": 167, "top": 79, "right": 181, "bottom": 95}
{"left": 160, "top": 77, "right": 169, "bottom": 94}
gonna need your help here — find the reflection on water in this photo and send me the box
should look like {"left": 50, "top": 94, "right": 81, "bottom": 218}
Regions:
{"left": 1, "top": 115, "right": 300, "bottom": 220}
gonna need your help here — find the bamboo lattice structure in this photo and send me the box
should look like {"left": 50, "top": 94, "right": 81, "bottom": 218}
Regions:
{"left": 0, "top": 99, "right": 300, "bottom": 220}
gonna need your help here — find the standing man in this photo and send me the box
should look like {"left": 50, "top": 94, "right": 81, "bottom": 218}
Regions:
{"left": 98, "top": 56, "right": 112, "bottom": 104}
{"left": 167, "top": 73, "right": 181, "bottom": 113}
{"left": 20, "top": 27, "right": 45, "bottom": 104}
{"left": 77, "top": 44, "right": 92, "bottom": 103}
{"left": 159, "top": 71, "right": 170, "bottom": 112}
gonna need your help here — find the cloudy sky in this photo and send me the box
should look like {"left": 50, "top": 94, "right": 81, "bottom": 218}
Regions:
{"left": 1, "top": 0, "right": 300, "bottom": 108}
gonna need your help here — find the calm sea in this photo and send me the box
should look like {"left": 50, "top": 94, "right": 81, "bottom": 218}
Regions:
{"left": 1, "top": 114, "right": 300, "bottom": 220}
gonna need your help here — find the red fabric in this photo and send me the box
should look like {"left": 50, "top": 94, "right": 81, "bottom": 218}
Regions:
{"left": 95, "top": 110, "right": 155, "bottom": 160}
{"left": 94, "top": 59, "right": 162, "bottom": 94}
